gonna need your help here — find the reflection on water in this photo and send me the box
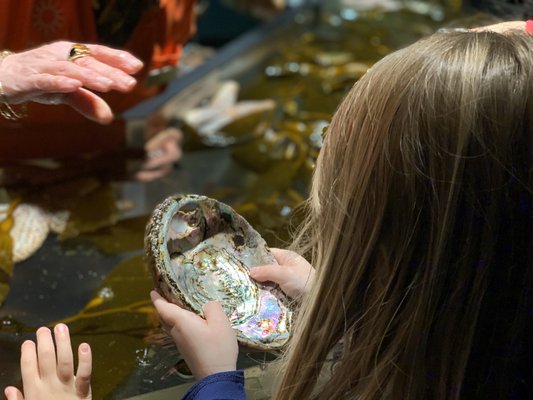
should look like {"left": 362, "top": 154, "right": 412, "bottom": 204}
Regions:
{"left": 0, "top": 3, "right": 461, "bottom": 399}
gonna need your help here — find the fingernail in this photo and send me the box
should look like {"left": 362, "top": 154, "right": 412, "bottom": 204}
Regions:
{"left": 128, "top": 59, "right": 143, "bottom": 69}
{"left": 119, "top": 52, "right": 143, "bottom": 66}
{"left": 56, "top": 323, "right": 67, "bottom": 332}
{"left": 80, "top": 343, "right": 90, "bottom": 353}
{"left": 37, "top": 326, "right": 50, "bottom": 335}
{"left": 123, "top": 77, "right": 136, "bottom": 87}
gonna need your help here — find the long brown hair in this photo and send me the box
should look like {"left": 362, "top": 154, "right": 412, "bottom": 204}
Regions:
{"left": 276, "top": 31, "right": 532, "bottom": 399}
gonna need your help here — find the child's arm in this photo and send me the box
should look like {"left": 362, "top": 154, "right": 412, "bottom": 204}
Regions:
{"left": 4, "top": 324, "right": 92, "bottom": 400}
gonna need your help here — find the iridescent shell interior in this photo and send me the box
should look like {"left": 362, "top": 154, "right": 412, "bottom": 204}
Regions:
{"left": 145, "top": 194, "right": 291, "bottom": 350}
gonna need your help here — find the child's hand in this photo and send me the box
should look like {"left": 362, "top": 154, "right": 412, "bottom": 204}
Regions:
{"left": 4, "top": 324, "right": 92, "bottom": 400}
{"left": 249, "top": 248, "right": 315, "bottom": 298}
{"left": 150, "top": 291, "right": 238, "bottom": 380}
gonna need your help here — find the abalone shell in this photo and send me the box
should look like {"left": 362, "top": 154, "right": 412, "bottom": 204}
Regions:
{"left": 144, "top": 194, "right": 291, "bottom": 350}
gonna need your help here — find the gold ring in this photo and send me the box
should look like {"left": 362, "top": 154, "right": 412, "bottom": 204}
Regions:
{"left": 68, "top": 43, "right": 91, "bottom": 61}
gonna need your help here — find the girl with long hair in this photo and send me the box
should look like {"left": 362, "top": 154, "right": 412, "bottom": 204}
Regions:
{"left": 5, "top": 20, "right": 532, "bottom": 400}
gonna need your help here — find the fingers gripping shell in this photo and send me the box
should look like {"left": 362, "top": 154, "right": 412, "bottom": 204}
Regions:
{"left": 145, "top": 194, "right": 291, "bottom": 350}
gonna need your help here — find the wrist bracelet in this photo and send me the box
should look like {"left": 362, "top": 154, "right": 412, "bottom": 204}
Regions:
{"left": 0, "top": 50, "right": 28, "bottom": 120}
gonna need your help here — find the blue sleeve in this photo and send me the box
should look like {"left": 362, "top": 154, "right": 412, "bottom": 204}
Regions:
{"left": 181, "top": 370, "right": 246, "bottom": 400}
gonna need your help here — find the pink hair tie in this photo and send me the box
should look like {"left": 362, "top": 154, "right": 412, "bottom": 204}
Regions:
{"left": 526, "top": 20, "right": 533, "bottom": 34}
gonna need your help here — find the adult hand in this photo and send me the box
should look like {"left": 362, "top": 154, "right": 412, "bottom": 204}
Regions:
{"left": 472, "top": 20, "right": 529, "bottom": 34}
{"left": 4, "top": 324, "right": 92, "bottom": 400}
{"left": 150, "top": 291, "right": 238, "bottom": 380}
{"left": 249, "top": 248, "right": 315, "bottom": 299}
{"left": 134, "top": 127, "right": 183, "bottom": 183}
{"left": 0, "top": 41, "right": 143, "bottom": 124}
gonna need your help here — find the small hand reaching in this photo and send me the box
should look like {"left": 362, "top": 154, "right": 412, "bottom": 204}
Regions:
{"left": 4, "top": 324, "right": 92, "bottom": 400}
{"left": 150, "top": 291, "right": 238, "bottom": 380}
{"left": 249, "top": 248, "right": 315, "bottom": 299}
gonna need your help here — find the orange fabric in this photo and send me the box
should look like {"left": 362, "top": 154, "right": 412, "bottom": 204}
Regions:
{"left": 0, "top": 0, "right": 195, "bottom": 161}
{"left": 0, "top": 1, "right": 97, "bottom": 51}
{"left": 152, "top": 0, "right": 196, "bottom": 69}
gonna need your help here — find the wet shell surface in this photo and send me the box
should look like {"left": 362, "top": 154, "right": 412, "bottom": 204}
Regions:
{"left": 144, "top": 194, "right": 292, "bottom": 350}
{"left": 0, "top": 203, "right": 70, "bottom": 263}
{"left": 0, "top": 203, "right": 49, "bottom": 263}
